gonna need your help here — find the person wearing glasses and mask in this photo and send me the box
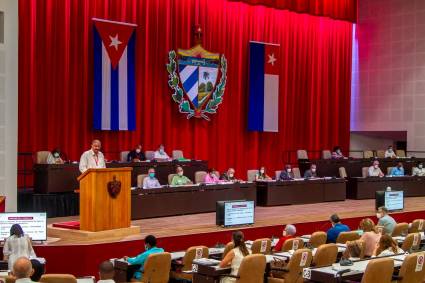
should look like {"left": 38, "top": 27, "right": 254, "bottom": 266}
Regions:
{"left": 127, "top": 144, "right": 145, "bottom": 162}
{"left": 47, "top": 148, "right": 65, "bottom": 164}
{"left": 384, "top": 145, "right": 397, "bottom": 158}
{"left": 255, "top": 166, "right": 272, "bottom": 181}
{"left": 412, "top": 162, "right": 425, "bottom": 176}
{"left": 279, "top": 164, "right": 295, "bottom": 180}
{"left": 154, "top": 144, "right": 170, "bottom": 161}
{"left": 171, "top": 166, "right": 193, "bottom": 186}
{"left": 142, "top": 168, "right": 161, "bottom": 189}
{"left": 220, "top": 168, "right": 238, "bottom": 182}
{"left": 303, "top": 164, "right": 318, "bottom": 179}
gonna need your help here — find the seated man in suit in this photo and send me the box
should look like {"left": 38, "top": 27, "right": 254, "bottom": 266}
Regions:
{"left": 127, "top": 144, "right": 146, "bottom": 162}
{"left": 220, "top": 168, "right": 238, "bottom": 182}
{"left": 326, "top": 214, "right": 350, "bottom": 243}
{"left": 390, "top": 162, "right": 404, "bottom": 176}
{"left": 412, "top": 162, "right": 425, "bottom": 176}
{"left": 154, "top": 144, "right": 171, "bottom": 161}
{"left": 124, "top": 235, "right": 164, "bottom": 281}
{"left": 171, "top": 166, "right": 193, "bottom": 186}
{"left": 368, "top": 160, "right": 384, "bottom": 177}
{"left": 143, "top": 168, "right": 161, "bottom": 189}
{"left": 98, "top": 260, "right": 115, "bottom": 283}
{"left": 279, "top": 164, "right": 294, "bottom": 181}
{"left": 304, "top": 164, "right": 318, "bottom": 179}
{"left": 384, "top": 145, "right": 397, "bottom": 158}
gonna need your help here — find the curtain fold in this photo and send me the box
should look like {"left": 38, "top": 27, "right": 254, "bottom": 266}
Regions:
{"left": 229, "top": 0, "right": 357, "bottom": 22}
{"left": 18, "top": 0, "right": 353, "bottom": 178}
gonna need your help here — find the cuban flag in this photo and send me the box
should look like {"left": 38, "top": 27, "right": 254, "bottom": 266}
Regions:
{"left": 247, "top": 41, "right": 280, "bottom": 132}
{"left": 93, "top": 18, "right": 137, "bottom": 131}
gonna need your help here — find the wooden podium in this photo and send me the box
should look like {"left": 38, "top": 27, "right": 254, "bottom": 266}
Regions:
{"left": 77, "top": 167, "right": 132, "bottom": 232}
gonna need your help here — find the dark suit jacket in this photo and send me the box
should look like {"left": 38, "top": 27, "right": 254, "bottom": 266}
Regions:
{"left": 127, "top": 150, "right": 146, "bottom": 162}
{"left": 279, "top": 170, "right": 294, "bottom": 180}
{"left": 304, "top": 169, "right": 318, "bottom": 179}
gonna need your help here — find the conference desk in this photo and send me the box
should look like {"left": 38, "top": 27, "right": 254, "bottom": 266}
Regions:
{"left": 131, "top": 182, "right": 256, "bottom": 219}
{"left": 299, "top": 158, "right": 425, "bottom": 178}
{"left": 33, "top": 160, "right": 208, "bottom": 193}
{"left": 303, "top": 254, "right": 405, "bottom": 283}
{"left": 347, "top": 176, "right": 425, "bottom": 199}
{"left": 256, "top": 178, "right": 346, "bottom": 206}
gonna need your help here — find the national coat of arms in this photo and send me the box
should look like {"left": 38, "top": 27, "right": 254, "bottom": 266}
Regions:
{"left": 167, "top": 44, "right": 227, "bottom": 120}
{"left": 107, "top": 175, "right": 121, "bottom": 198}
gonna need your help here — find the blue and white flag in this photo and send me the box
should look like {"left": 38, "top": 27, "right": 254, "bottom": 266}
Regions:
{"left": 247, "top": 41, "right": 280, "bottom": 132}
{"left": 93, "top": 18, "right": 137, "bottom": 131}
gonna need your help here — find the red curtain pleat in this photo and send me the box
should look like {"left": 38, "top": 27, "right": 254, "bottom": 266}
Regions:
{"left": 18, "top": 0, "right": 353, "bottom": 178}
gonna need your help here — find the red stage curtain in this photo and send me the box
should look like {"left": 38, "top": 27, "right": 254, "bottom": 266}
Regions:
{"left": 229, "top": 0, "right": 357, "bottom": 22}
{"left": 18, "top": 0, "right": 353, "bottom": 178}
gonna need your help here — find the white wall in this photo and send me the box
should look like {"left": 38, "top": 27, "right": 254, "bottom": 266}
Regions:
{"left": 0, "top": 0, "right": 18, "bottom": 211}
{"left": 351, "top": 0, "right": 425, "bottom": 151}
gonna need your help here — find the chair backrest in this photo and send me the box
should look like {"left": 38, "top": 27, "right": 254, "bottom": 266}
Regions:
{"left": 137, "top": 174, "right": 148, "bottom": 188}
{"left": 275, "top": 170, "right": 281, "bottom": 180}
{"left": 145, "top": 150, "right": 155, "bottom": 160}
{"left": 142, "top": 252, "right": 172, "bottom": 283}
{"left": 120, "top": 150, "right": 130, "bottom": 162}
{"left": 222, "top": 242, "right": 235, "bottom": 259}
{"left": 251, "top": 238, "right": 271, "bottom": 254}
{"left": 345, "top": 240, "right": 365, "bottom": 259}
{"left": 172, "top": 150, "right": 184, "bottom": 159}
{"left": 349, "top": 151, "right": 364, "bottom": 158}
{"left": 387, "top": 167, "right": 394, "bottom": 175}
{"left": 322, "top": 150, "right": 332, "bottom": 159}
{"left": 392, "top": 222, "right": 409, "bottom": 237}
{"left": 281, "top": 238, "right": 305, "bottom": 252}
{"left": 168, "top": 174, "right": 177, "bottom": 185}
{"left": 236, "top": 254, "right": 267, "bottom": 283}
{"left": 396, "top": 149, "right": 406, "bottom": 157}
{"left": 293, "top": 168, "right": 301, "bottom": 179}
{"left": 363, "top": 150, "right": 374, "bottom": 158}
{"left": 362, "top": 167, "right": 369, "bottom": 178}
{"left": 285, "top": 249, "right": 313, "bottom": 282}
{"left": 194, "top": 171, "right": 207, "bottom": 184}
{"left": 361, "top": 258, "right": 394, "bottom": 283}
{"left": 297, "top": 150, "right": 308, "bottom": 160}
{"left": 181, "top": 246, "right": 209, "bottom": 271}
{"left": 336, "top": 231, "right": 360, "bottom": 244}
{"left": 339, "top": 167, "right": 347, "bottom": 178}
{"left": 313, "top": 243, "right": 338, "bottom": 267}
{"left": 401, "top": 233, "right": 421, "bottom": 252}
{"left": 247, "top": 170, "right": 258, "bottom": 182}
{"left": 376, "top": 150, "right": 386, "bottom": 158}
{"left": 40, "top": 274, "right": 77, "bottom": 283}
{"left": 309, "top": 231, "right": 327, "bottom": 248}
{"left": 409, "top": 219, "right": 425, "bottom": 233}
{"left": 398, "top": 252, "right": 425, "bottom": 283}
{"left": 36, "top": 151, "right": 50, "bottom": 164}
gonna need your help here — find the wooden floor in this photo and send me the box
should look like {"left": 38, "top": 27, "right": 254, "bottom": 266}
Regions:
{"left": 46, "top": 197, "right": 425, "bottom": 245}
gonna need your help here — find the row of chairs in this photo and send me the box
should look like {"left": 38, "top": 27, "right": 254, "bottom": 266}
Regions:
{"left": 297, "top": 149, "right": 407, "bottom": 160}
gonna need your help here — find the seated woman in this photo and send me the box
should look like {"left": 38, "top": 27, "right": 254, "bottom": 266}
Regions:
{"left": 373, "top": 234, "right": 403, "bottom": 257}
{"left": 46, "top": 148, "right": 65, "bottom": 164}
{"left": 273, "top": 224, "right": 296, "bottom": 252}
{"left": 358, "top": 218, "right": 381, "bottom": 257}
{"left": 219, "top": 231, "right": 251, "bottom": 283}
{"left": 255, "top": 166, "right": 272, "bottom": 181}
{"left": 331, "top": 146, "right": 345, "bottom": 159}
{"left": 204, "top": 168, "right": 221, "bottom": 184}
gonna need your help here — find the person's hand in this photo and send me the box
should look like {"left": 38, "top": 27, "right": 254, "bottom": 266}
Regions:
{"left": 123, "top": 256, "right": 129, "bottom": 261}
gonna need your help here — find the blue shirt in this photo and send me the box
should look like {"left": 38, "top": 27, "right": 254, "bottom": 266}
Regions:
{"left": 390, "top": 167, "right": 404, "bottom": 176}
{"left": 127, "top": 246, "right": 164, "bottom": 279}
{"left": 326, "top": 223, "right": 350, "bottom": 243}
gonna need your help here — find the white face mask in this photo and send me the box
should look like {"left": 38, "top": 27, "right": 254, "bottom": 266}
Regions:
{"left": 53, "top": 153, "right": 60, "bottom": 158}
{"left": 311, "top": 168, "right": 316, "bottom": 173}
{"left": 337, "top": 150, "right": 341, "bottom": 154}
{"left": 260, "top": 170, "right": 265, "bottom": 174}
{"left": 136, "top": 149, "right": 141, "bottom": 153}
{"left": 374, "top": 165, "right": 379, "bottom": 169}
{"left": 388, "top": 148, "right": 393, "bottom": 152}
{"left": 229, "top": 173, "right": 234, "bottom": 178}
{"left": 419, "top": 164, "right": 423, "bottom": 169}
{"left": 211, "top": 173, "right": 216, "bottom": 178}
{"left": 287, "top": 168, "right": 292, "bottom": 173}
{"left": 376, "top": 213, "right": 381, "bottom": 219}
{"left": 178, "top": 171, "right": 183, "bottom": 176}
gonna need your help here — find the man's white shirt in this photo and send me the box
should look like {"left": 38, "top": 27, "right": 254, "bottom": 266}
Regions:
{"left": 79, "top": 149, "right": 106, "bottom": 173}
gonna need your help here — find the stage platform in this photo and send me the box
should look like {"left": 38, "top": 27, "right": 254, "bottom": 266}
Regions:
{"left": 46, "top": 197, "right": 425, "bottom": 245}
{"left": 36, "top": 197, "right": 425, "bottom": 277}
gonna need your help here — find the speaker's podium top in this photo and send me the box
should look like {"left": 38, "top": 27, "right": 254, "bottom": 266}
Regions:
{"left": 78, "top": 167, "right": 132, "bottom": 232}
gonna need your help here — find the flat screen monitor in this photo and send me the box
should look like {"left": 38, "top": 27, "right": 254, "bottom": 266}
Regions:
{"left": 375, "top": 191, "right": 404, "bottom": 212}
{"left": 0, "top": 212, "right": 47, "bottom": 241}
{"left": 216, "top": 200, "right": 255, "bottom": 227}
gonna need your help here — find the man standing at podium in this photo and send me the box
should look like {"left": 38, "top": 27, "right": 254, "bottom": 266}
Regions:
{"left": 79, "top": 139, "right": 106, "bottom": 173}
